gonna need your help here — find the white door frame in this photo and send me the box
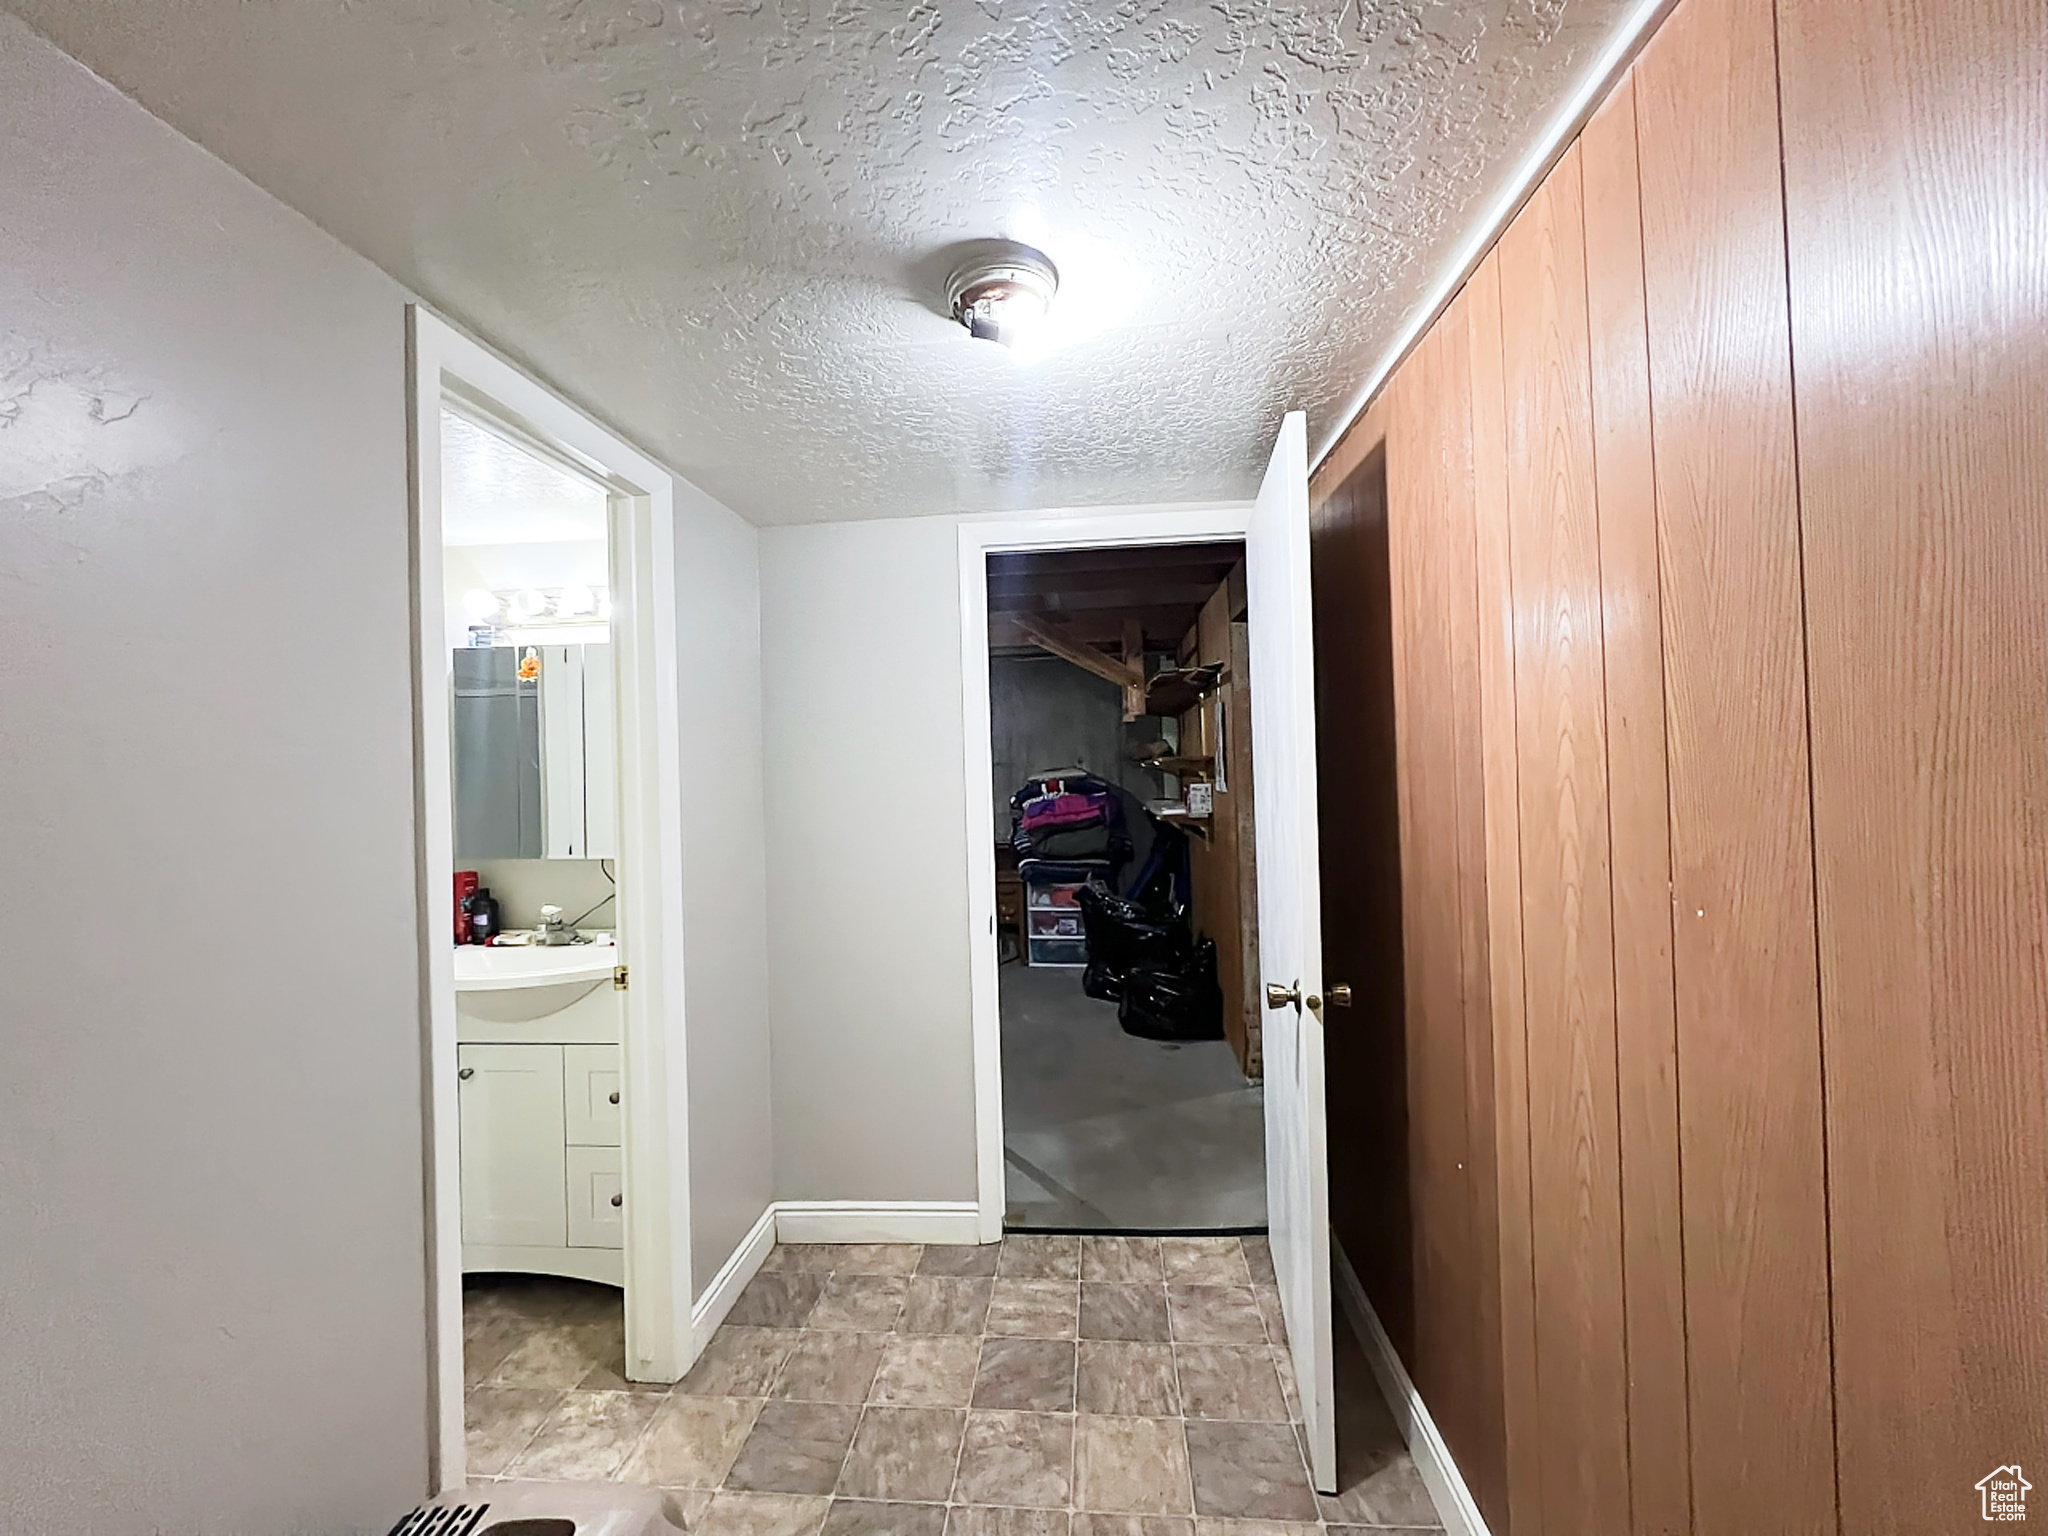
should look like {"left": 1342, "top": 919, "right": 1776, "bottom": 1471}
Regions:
{"left": 409, "top": 307, "right": 694, "bottom": 1490}
{"left": 956, "top": 504, "right": 1254, "bottom": 1239}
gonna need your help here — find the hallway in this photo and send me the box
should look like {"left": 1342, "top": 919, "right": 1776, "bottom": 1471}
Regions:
{"left": 466, "top": 1238, "right": 1440, "bottom": 1533}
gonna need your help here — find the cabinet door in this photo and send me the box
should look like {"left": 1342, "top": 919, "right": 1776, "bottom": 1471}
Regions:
{"left": 563, "top": 1043, "right": 622, "bottom": 1147}
{"left": 458, "top": 1043, "right": 567, "bottom": 1248}
{"left": 566, "top": 1145, "right": 624, "bottom": 1249}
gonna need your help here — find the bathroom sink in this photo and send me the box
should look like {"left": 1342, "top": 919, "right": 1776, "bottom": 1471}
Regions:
{"left": 453, "top": 936, "right": 616, "bottom": 992}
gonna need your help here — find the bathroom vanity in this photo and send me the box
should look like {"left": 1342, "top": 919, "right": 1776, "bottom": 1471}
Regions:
{"left": 454, "top": 941, "right": 623, "bottom": 1285}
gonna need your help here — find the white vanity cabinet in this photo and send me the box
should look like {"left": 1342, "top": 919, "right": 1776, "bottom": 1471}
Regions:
{"left": 454, "top": 947, "right": 624, "bottom": 1285}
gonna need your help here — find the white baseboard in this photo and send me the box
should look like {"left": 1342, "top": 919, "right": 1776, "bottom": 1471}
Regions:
{"left": 691, "top": 1203, "right": 777, "bottom": 1349}
{"left": 774, "top": 1200, "right": 985, "bottom": 1245}
{"left": 1332, "top": 1241, "right": 1491, "bottom": 1536}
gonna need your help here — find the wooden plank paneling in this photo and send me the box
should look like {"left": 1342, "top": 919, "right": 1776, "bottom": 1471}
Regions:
{"left": 1465, "top": 250, "right": 1539, "bottom": 1536}
{"left": 1580, "top": 77, "right": 1692, "bottom": 1536}
{"left": 1386, "top": 322, "right": 1480, "bottom": 1445}
{"left": 1775, "top": 1, "right": 2048, "bottom": 1530}
{"left": 1633, "top": 0, "right": 1837, "bottom": 1529}
{"left": 1436, "top": 282, "right": 1508, "bottom": 1535}
{"left": 1497, "top": 145, "right": 1632, "bottom": 1536}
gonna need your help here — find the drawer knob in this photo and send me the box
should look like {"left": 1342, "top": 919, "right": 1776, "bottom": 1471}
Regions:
{"left": 458, "top": 1067, "right": 474, "bottom": 1080}
{"left": 608, "top": 1091, "right": 620, "bottom": 1105}
{"left": 610, "top": 1193, "right": 623, "bottom": 1208}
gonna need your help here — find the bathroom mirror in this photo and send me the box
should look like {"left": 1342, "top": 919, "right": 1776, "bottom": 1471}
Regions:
{"left": 453, "top": 643, "right": 617, "bottom": 860}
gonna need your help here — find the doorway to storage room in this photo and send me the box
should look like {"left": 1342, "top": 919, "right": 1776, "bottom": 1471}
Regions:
{"left": 986, "top": 540, "right": 1265, "bottom": 1232}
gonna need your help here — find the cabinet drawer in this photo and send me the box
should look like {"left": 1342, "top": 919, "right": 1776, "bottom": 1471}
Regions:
{"left": 457, "top": 1043, "right": 567, "bottom": 1249}
{"left": 563, "top": 1044, "right": 622, "bottom": 1146}
{"left": 566, "top": 1145, "right": 624, "bottom": 1249}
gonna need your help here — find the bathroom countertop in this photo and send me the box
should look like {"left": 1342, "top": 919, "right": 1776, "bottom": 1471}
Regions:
{"left": 452, "top": 934, "right": 616, "bottom": 992}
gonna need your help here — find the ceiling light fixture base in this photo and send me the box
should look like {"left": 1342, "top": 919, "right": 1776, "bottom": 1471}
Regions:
{"left": 947, "top": 243, "right": 1059, "bottom": 346}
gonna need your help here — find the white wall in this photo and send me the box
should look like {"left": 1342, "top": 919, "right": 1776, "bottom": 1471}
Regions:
{"left": 0, "top": 14, "right": 779, "bottom": 1521}
{"left": 0, "top": 17, "right": 428, "bottom": 1530}
{"left": 759, "top": 506, "right": 1238, "bottom": 1208}
{"left": 674, "top": 482, "right": 776, "bottom": 1293}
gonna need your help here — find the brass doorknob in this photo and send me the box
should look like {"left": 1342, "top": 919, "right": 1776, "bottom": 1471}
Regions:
{"left": 1327, "top": 984, "right": 1353, "bottom": 1008}
{"left": 1265, "top": 983, "right": 1300, "bottom": 1010}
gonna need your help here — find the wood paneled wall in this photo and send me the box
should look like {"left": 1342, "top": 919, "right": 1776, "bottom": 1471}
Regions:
{"left": 1308, "top": 0, "right": 2047, "bottom": 1531}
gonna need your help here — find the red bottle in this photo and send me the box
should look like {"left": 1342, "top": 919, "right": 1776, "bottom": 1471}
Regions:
{"left": 454, "top": 871, "right": 479, "bottom": 944}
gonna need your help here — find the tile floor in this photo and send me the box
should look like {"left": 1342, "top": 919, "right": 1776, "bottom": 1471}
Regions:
{"left": 1000, "top": 963, "right": 1267, "bottom": 1230}
{"left": 466, "top": 1236, "right": 1443, "bottom": 1536}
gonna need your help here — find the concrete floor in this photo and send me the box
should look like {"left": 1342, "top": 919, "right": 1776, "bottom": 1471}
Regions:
{"left": 999, "top": 959, "right": 1266, "bottom": 1231}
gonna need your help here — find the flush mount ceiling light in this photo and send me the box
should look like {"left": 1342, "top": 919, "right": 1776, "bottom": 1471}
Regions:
{"left": 948, "top": 243, "right": 1059, "bottom": 347}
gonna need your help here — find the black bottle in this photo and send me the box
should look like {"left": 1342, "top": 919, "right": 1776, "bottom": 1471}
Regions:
{"left": 467, "top": 887, "right": 501, "bottom": 945}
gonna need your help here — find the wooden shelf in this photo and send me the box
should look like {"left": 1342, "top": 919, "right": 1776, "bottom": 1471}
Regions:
{"left": 1145, "top": 663, "right": 1225, "bottom": 717}
{"left": 1139, "top": 754, "right": 1216, "bottom": 776}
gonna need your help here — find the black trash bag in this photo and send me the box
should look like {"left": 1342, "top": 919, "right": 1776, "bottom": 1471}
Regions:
{"left": 1077, "top": 882, "right": 1193, "bottom": 972}
{"left": 1117, "top": 940, "right": 1224, "bottom": 1042}
{"left": 1081, "top": 960, "right": 1125, "bottom": 1003}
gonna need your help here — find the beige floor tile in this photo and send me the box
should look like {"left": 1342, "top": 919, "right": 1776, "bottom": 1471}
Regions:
{"left": 870, "top": 1335, "right": 983, "bottom": 1407}
{"left": 1078, "top": 1518, "right": 1194, "bottom": 1536}
{"left": 1076, "top": 1342, "right": 1178, "bottom": 1418}
{"left": 946, "top": 1506, "right": 1071, "bottom": 1536}
{"left": 725, "top": 1400, "right": 862, "bottom": 1496}
{"left": 1192, "top": 1521, "right": 1321, "bottom": 1536}
{"left": 694, "top": 1491, "right": 831, "bottom": 1536}
{"left": 1183, "top": 1422, "right": 1317, "bottom": 1523}
{"left": 1252, "top": 1288, "right": 1286, "bottom": 1347}
{"left": 728, "top": 1272, "right": 828, "bottom": 1329}
{"left": 1080, "top": 1238, "right": 1163, "bottom": 1284}
{"left": 1158, "top": 1240, "right": 1252, "bottom": 1288}
{"left": 463, "top": 1386, "right": 563, "bottom": 1477}
{"left": 1165, "top": 1288, "right": 1266, "bottom": 1346}
{"left": 901, "top": 1277, "right": 993, "bottom": 1335}
{"left": 831, "top": 1244, "right": 926, "bottom": 1276}
{"left": 761, "top": 1245, "right": 845, "bottom": 1274}
{"left": 680, "top": 1327, "right": 802, "bottom": 1398}
{"left": 918, "top": 1243, "right": 1002, "bottom": 1278}
{"left": 1173, "top": 1347, "right": 1287, "bottom": 1423}
{"left": 488, "top": 1322, "right": 616, "bottom": 1389}
{"left": 1074, "top": 1415, "right": 1193, "bottom": 1515}
{"left": 622, "top": 1395, "right": 763, "bottom": 1488}
{"left": 821, "top": 1499, "right": 949, "bottom": 1536}
{"left": 988, "top": 1278, "right": 1081, "bottom": 1338}
{"left": 504, "top": 1388, "right": 664, "bottom": 1480}
{"left": 809, "top": 1275, "right": 910, "bottom": 1332}
{"left": 999, "top": 1234, "right": 1082, "bottom": 1280}
{"left": 974, "top": 1337, "right": 1078, "bottom": 1412}
{"left": 772, "top": 1332, "right": 888, "bottom": 1403}
{"left": 1080, "top": 1284, "right": 1171, "bottom": 1343}
{"left": 836, "top": 1407, "right": 968, "bottom": 1502}
{"left": 954, "top": 1409, "right": 1075, "bottom": 1508}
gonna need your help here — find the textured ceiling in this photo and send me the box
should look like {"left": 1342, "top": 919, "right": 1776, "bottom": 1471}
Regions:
{"left": 442, "top": 409, "right": 611, "bottom": 546}
{"left": 7, "top": 0, "right": 1636, "bottom": 525}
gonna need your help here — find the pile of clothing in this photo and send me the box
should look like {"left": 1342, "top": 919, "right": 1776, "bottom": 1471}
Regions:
{"left": 1010, "top": 771, "right": 1132, "bottom": 889}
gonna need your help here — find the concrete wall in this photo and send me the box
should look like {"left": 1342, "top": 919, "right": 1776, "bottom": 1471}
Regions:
{"left": 0, "top": 18, "right": 428, "bottom": 1530}
{"left": 988, "top": 654, "right": 1168, "bottom": 842}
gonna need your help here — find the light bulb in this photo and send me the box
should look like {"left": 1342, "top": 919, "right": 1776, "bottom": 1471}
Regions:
{"left": 559, "top": 583, "right": 595, "bottom": 616}
{"left": 512, "top": 588, "right": 548, "bottom": 619}
{"left": 463, "top": 588, "right": 501, "bottom": 622}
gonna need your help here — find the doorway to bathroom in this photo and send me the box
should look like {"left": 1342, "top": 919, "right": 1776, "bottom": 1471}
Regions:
{"left": 410, "top": 309, "right": 695, "bottom": 1491}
